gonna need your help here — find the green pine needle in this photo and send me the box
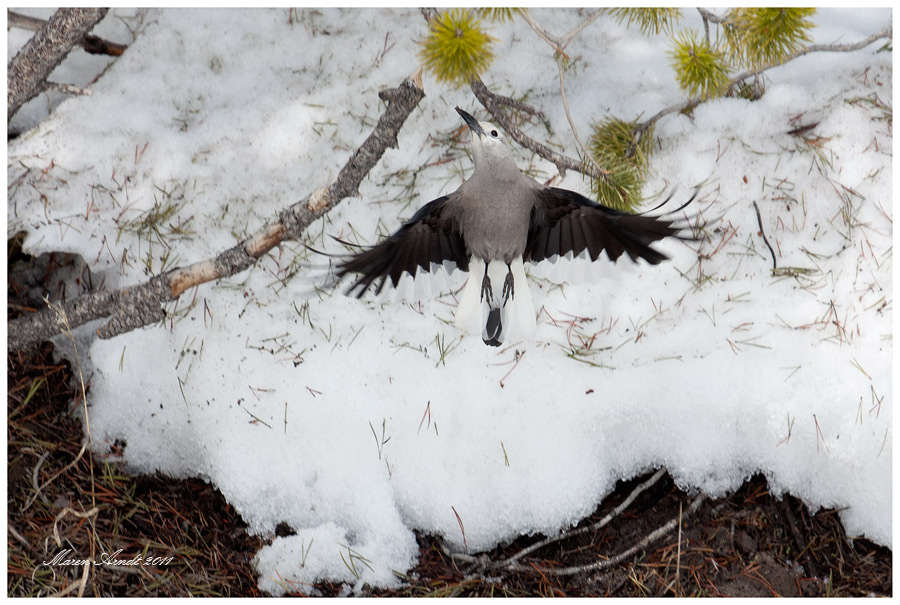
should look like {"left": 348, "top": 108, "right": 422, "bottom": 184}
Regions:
{"left": 609, "top": 8, "right": 682, "bottom": 35}
{"left": 724, "top": 8, "right": 817, "bottom": 69}
{"left": 419, "top": 9, "right": 497, "bottom": 87}
{"left": 588, "top": 118, "right": 654, "bottom": 212}
{"left": 669, "top": 30, "right": 731, "bottom": 100}
{"left": 477, "top": 8, "right": 523, "bottom": 23}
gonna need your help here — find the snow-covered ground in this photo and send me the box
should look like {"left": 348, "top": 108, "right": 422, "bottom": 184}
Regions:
{"left": 7, "top": 8, "right": 892, "bottom": 595}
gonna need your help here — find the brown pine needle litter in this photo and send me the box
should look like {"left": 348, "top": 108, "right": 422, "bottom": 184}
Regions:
{"left": 7, "top": 341, "right": 891, "bottom": 597}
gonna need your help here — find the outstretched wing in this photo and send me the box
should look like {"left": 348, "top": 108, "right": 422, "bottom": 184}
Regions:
{"left": 335, "top": 195, "right": 470, "bottom": 297}
{"left": 526, "top": 188, "right": 697, "bottom": 265}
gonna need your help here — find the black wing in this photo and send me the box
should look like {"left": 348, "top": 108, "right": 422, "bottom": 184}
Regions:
{"left": 335, "top": 195, "right": 469, "bottom": 297}
{"left": 526, "top": 188, "right": 697, "bottom": 265}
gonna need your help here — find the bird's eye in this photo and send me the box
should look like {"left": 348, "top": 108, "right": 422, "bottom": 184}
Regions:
{"left": 490, "top": 130, "right": 499, "bottom": 138}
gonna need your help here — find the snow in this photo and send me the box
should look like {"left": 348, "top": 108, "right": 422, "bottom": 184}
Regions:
{"left": 7, "top": 7, "right": 892, "bottom": 595}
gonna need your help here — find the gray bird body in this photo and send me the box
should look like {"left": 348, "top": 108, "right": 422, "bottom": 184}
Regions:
{"left": 335, "top": 106, "right": 699, "bottom": 347}
{"left": 454, "top": 167, "right": 535, "bottom": 264}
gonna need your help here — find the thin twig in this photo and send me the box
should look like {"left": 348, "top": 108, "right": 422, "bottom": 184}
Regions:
{"left": 556, "top": 53, "right": 606, "bottom": 178}
{"left": 512, "top": 492, "right": 705, "bottom": 576}
{"left": 697, "top": 8, "right": 727, "bottom": 25}
{"left": 496, "top": 467, "right": 667, "bottom": 569}
{"left": 23, "top": 440, "right": 88, "bottom": 512}
{"left": 485, "top": 88, "right": 545, "bottom": 119}
{"left": 520, "top": 9, "right": 604, "bottom": 53}
{"left": 519, "top": 9, "right": 608, "bottom": 179}
{"left": 752, "top": 201, "right": 777, "bottom": 270}
{"left": 698, "top": 9, "right": 713, "bottom": 45}
{"left": 675, "top": 500, "right": 683, "bottom": 595}
{"left": 44, "top": 81, "right": 92, "bottom": 96}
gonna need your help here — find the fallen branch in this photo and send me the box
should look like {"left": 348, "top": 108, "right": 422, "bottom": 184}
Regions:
{"left": 8, "top": 9, "right": 128, "bottom": 57}
{"left": 8, "top": 74, "right": 426, "bottom": 351}
{"left": 7, "top": 8, "right": 108, "bottom": 121}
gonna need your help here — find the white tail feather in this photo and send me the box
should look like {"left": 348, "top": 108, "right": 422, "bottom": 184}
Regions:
{"left": 454, "top": 258, "right": 536, "bottom": 346}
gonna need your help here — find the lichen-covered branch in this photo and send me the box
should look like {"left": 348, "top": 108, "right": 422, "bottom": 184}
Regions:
{"left": 8, "top": 10, "right": 127, "bottom": 57}
{"left": 8, "top": 76, "right": 426, "bottom": 351}
{"left": 7, "top": 8, "right": 109, "bottom": 121}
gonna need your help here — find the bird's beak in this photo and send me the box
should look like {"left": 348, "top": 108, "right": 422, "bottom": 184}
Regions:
{"left": 455, "top": 106, "right": 484, "bottom": 137}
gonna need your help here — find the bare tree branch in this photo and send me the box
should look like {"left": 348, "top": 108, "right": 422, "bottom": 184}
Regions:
{"left": 7, "top": 8, "right": 109, "bottom": 121}
{"left": 697, "top": 7, "right": 727, "bottom": 26}
{"left": 469, "top": 77, "right": 593, "bottom": 180}
{"left": 8, "top": 9, "right": 128, "bottom": 57}
{"left": 519, "top": 8, "right": 604, "bottom": 53}
{"left": 636, "top": 26, "right": 893, "bottom": 136}
{"left": 8, "top": 75, "right": 426, "bottom": 351}
{"left": 554, "top": 54, "right": 606, "bottom": 178}
{"left": 519, "top": 8, "right": 609, "bottom": 179}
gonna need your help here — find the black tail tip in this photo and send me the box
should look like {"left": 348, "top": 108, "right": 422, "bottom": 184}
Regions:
{"left": 484, "top": 308, "right": 502, "bottom": 347}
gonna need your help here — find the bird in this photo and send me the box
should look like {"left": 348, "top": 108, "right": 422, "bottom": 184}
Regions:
{"left": 335, "top": 106, "right": 698, "bottom": 347}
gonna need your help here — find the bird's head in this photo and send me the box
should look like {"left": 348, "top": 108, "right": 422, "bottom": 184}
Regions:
{"left": 455, "top": 106, "right": 516, "bottom": 170}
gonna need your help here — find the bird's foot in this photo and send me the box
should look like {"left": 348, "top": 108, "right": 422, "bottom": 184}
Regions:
{"left": 502, "top": 265, "right": 514, "bottom": 307}
{"left": 480, "top": 274, "right": 493, "bottom": 305}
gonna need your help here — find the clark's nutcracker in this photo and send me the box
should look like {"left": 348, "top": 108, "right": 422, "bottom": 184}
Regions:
{"left": 336, "top": 107, "right": 697, "bottom": 347}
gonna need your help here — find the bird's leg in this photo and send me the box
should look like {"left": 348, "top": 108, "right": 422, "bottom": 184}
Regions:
{"left": 502, "top": 263, "right": 514, "bottom": 306}
{"left": 480, "top": 261, "right": 493, "bottom": 304}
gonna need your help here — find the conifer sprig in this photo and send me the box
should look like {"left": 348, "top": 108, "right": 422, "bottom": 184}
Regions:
{"left": 477, "top": 8, "right": 523, "bottom": 23}
{"left": 609, "top": 8, "right": 682, "bottom": 36}
{"left": 668, "top": 30, "right": 731, "bottom": 100}
{"left": 724, "top": 8, "right": 817, "bottom": 69}
{"left": 419, "top": 9, "right": 497, "bottom": 87}
{"left": 588, "top": 118, "right": 655, "bottom": 212}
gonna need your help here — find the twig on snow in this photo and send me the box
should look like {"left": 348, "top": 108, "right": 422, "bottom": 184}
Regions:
{"left": 752, "top": 201, "right": 777, "bottom": 270}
